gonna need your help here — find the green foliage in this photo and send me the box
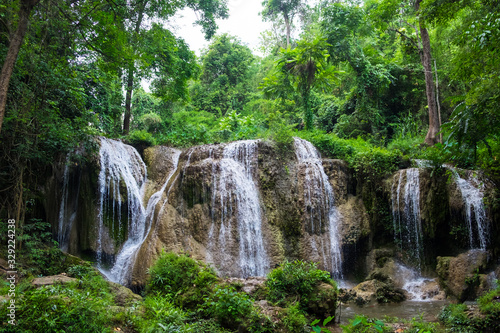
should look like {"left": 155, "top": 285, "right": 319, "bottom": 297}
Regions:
{"left": 205, "top": 285, "right": 253, "bottom": 329}
{"left": 132, "top": 296, "right": 190, "bottom": 333}
{"left": 279, "top": 303, "right": 309, "bottom": 333}
{"left": 191, "top": 34, "right": 255, "bottom": 117}
{"left": 126, "top": 130, "right": 157, "bottom": 147}
{"left": 439, "top": 303, "right": 477, "bottom": 332}
{"left": 0, "top": 273, "right": 115, "bottom": 333}
{"left": 311, "top": 315, "right": 334, "bottom": 333}
{"left": 341, "top": 315, "right": 387, "bottom": 333}
{"left": 266, "top": 260, "right": 335, "bottom": 307}
{"left": 67, "top": 263, "right": 98, "bottom": 280}
{"left": 147, "top": 250, "right": 218, "bottom": 309}
{"left": 298, "top": 131, "right": 400, "bottom": 183}
{"left": 1, "top": 218, "right": 67, "bottom": 277}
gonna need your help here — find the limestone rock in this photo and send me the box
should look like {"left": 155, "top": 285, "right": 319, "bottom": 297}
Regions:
{"left": 32, "top": 275, "right": 78, "bottom": 287}
{"left": 437, "top": 249, "right": 489, "bottom": 301}
{"left": 225, "top": 277, "right": 266, "bottom": 295}
{"left": 107, "top": 281, "right": 143, "bottom": 306}
{"left": 350, "top": 279, "right": 385, "bottom": 305}
{"left": 305, "top": 282, "right": 338, "bottom": 317}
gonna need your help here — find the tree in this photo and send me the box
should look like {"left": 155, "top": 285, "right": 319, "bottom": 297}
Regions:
{"left": 121, "top": 0, "right": 228, "bottom": 134}
{"left": 263, "top": 34, "right": 336, "bottom": 130}
{"left": 367, "top": 0, "right": 440, "bottom": 145}
{"left": 0, "top": 0, "right": 40, "bottom": 134}
{"left": 190, "top": 34, "right": 255, "bottom": 117}
{"left": 261, "top": 0, "right": 304, "bottom": 49}
{"left": 422, "top": 0, "right": 500, "bottom": 164}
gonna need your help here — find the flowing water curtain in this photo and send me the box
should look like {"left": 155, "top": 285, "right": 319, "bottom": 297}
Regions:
{"left": 209, "top": 140, "right": 268, "bottom": 278}
{"left": 446, "top": 167, "right": 489, "bottom": 250}
{"left": 57, "top": 154, "right": 81, "bottom": 252}
{"left": 391, "top": 168, "right": 424, "bottom": 271}
{"left": 293, "top": 137, "right": 343, "bottom": 278}
{"left": 110, "top": 148, "right": 182, "bottom": 285}
{"left": 96, "top": 138, "right": 147, "bottom": 270}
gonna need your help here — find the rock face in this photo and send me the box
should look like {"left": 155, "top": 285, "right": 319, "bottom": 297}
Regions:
{"left": 437, "top": 249, "right": 489, "bottom": 301}
{"left": 130, "top": 139, "right": 369, "bottom": 287}
{"left": 47, "top": 137, "right": 498, "bottom": 296}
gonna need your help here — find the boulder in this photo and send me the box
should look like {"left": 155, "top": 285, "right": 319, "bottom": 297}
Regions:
{"left": 107, "top": 281, "right": 143, "bottom": 306}
{"left": 305, "top": 282, "right": 338, "bottom": 317}
{"left": 32, "top": 275, "right": 78, "bottom": 287}
{"left": 437, "top": 249, "right": 489, "bottom": 301}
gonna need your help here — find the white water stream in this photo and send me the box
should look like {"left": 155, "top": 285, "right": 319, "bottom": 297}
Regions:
{"left": 209, "top": 140, "right": 268, "bottom": 277}
{"left": 294, "top": 137, "right": 343, "bottom": 278}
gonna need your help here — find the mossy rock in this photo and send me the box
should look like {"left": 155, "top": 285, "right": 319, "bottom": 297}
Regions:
{"left": 375, "top": 284, "right": 406, "bottom": 303}
{"left": 107, "top": 281, "right": 143, "bottom": 306}
{"left": 305, "top": 282, "right": 338, "bottom": 318}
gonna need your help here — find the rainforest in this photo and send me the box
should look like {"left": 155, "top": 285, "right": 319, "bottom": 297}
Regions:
{"left": 0, "top": 0, "right": 499, "bottom": 332}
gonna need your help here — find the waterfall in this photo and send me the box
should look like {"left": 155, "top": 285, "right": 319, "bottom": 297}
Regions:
{"left": 392, "top": 168, "right": 423, "bottom": 270}
{"left": 110, "top": 149, "right": 181, "bottom": 285}
{"left": 209, "top": 140, "right": 268, "bottom": 277}
{"left": 293, "top": 137, "right": 343, "bottom": 278}
{"left": 96, "top": 138, "right": 147, "bottom": 271}
{"left": 447, "top": 166, "right": 489, "bottom": 250}
{"left": 57, "top": 155, "right": 80, "bottom": 252}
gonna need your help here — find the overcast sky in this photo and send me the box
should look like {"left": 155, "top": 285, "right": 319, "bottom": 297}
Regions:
{"left": 172, "top": 0, "right": 271, "bottom": 56}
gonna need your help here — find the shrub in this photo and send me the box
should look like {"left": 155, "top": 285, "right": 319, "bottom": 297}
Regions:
{"left": 67, "top": 263, "right": 98, "bottom": 279}
{"left": 439, "top": 303, "right": 477, "bottom": 332}
{"left": 205, "top": 285, "right": 253, "bottom": 329}
{"left": 147, "top": 251, "right": 218, "bottom": 308}
{"left": 0, "top": 276, "right": 115, "bottom": 333}
{"left": 127, "top": 129, "right": 156, "bottom": 147}
{"left": 132, "top": 295, "right": 190, "bottom": 333}
{"left": 280, "top": 303, "right": 309, "bottom": 333}
{"left": 266, "top": 260, "right": 335, "bottom": 307}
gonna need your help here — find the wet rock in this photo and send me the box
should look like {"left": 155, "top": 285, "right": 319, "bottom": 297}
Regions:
{"left": 225, "top": 277, "right": 266, "bottom": 295}
{"left": 350, "top": 279, "right": 386, "bottom": 305}
{"left": 305, "top": 282, "right": 338, "bottom": 317}
{"left": 437, "top": 249, "right": 489, "bottom": 301}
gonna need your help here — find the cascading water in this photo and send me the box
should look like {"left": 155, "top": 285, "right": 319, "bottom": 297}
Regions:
{"left": 96, "top": 138, "right": 147, "bottom": 272}
{"left": 108, "top": 149, "right": 182, "bottom": 285}
{"left": 293, "top": 137, "right": 343, "bottom": 278}
{"left": 209, "top": 140, "right": 268, "bottom": 277}
{"left": 446, "top": 166, "right": 489, "bottom": 250}
{"left": 57, "top": 156, "right": 80, "bottom": 252}
{"left": 392, "top": 168, "right": 423, "bottom": 270}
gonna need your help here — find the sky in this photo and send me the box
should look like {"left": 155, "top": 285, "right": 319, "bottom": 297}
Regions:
{"left": 172, "top": 0, "right": 271, "bottom": 56}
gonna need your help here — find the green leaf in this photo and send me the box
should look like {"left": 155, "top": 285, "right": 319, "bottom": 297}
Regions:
{"left": 323, "top": 316, "right": 334, "bottom": 326}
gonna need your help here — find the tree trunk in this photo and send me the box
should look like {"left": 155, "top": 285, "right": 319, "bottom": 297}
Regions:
{"left": 0, "top": 0, "right": 40, "bottom": 135}
{"left": 284, "top": 14, "right": 291, "bottom": 48}
{"left": 122, "top": 0, "right": 146, "bottom": 135}
{"left": 122, "top": 67, "right": 134, "bottom": 135}
{"left": 416, "top": 0, "right": 439, "bottom": 146}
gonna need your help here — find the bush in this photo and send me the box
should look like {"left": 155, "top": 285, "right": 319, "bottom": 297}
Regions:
{"left": 132, "top": 296, "right": 190, "bottom": 333}
{"left": 280, "top": 303, "right": 309, "bottom": 333}
{"left": 439, "top": 303, "right": 477, "bottom": 332}
{"left": 266, "top": 260, "right": 335, "bottom": 308}
{"left": 147, "top": 251, "right": 218, "bottom": 308}
{"left": 205, "top": 285, "right": 253, "bottom": 329}
{"left": 127, "top": 129, "right": 156, "bottom": 147}
{"left": 0, "top": 274, "right": 115, "bottom": 333}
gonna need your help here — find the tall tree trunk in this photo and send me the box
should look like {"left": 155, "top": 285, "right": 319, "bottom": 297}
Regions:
{"left": 123, "top": 66, "right": 134, "bottom": 135}
{"left": 416, "top": 0, "right": 439, "bottom": 146}
{"left": 0, "top": 0, "right": 40, "bottom": 135}
{"left": 284, "top": 14, "right": 290, "bottom": 48}
{"left": 122, "top": 1, "right": 146, "bottom": 135}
